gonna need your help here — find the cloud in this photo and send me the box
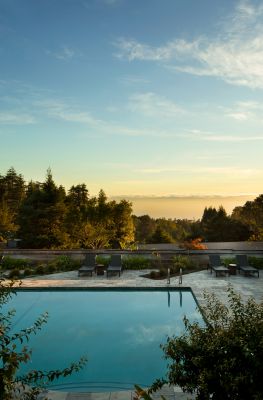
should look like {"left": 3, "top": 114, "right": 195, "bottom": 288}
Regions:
{"left": 114, "top": 1, "right": 263, "bottom": 89}
{"left": 135, "top": 165, "right": 262, "bottom": 177}
{"left": 185, "top": 130, "right": 263, "bottom": 142}
{"left": 224, "top": 100, "right": 263, "bottom": 121}
{"left": 46, "top": 46, "right": 75, "bottom": 61}
{"left": 128, "top": 92, "right": 184, "bottom": 118}
{"left": 0, "top": 112, "right": 35, "bottom": 124}
{"left": 227, "top": 112, "right": 251, "bottom": 121}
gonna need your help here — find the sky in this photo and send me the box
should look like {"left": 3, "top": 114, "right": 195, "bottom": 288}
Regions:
{"left": 0, "top": 0, "right": 263, "bottom": 218}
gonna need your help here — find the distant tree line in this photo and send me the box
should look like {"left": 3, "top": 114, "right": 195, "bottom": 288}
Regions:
{"left": 0, "top": 167, "right": 262, "bottom": 248}
{"left": 134, "top": 199, "right": 263, "bottom": 244}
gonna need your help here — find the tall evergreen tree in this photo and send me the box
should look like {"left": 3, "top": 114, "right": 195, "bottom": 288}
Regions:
{"left": 0, "top": 167, "right": 26, "bottom": 240}
{"left": 18, "top": 169, "right": 69, "bottom": 248}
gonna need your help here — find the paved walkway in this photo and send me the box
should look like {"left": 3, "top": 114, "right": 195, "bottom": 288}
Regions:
{"left": 20, "top": 269, "right": 262, "bottom": 400}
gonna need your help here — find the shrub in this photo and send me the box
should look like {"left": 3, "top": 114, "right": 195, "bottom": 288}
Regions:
{"left": 2, "top": 256, "right": 31, "bottom": 270}
{"left": 46, "top": 264, "right": 57, "bottom": 274}
{"left": 96, "top": 255, "right": 110, "bottom": 267}
{"left": 223, "top": 256, "right": 263, "bottom": 270}
{"left": 172, "top": 255, "right": 196, "bottom": 272}
{"left": 52, "top": 255, "right": 72, "bottom": 270}
{"left": 122, "top": 256, "right": 151, "bottom": 270}
{"left": 47, "top": 255, "right": 80, "bottom": 272}
{"left": 35, "top": 264, "right": 46, "bottom": 275}
{"left": 23, "top": 268, "right": 34, "bottom": 277}
{"left": 248, "top": 256, "right": 263, "bottom": 269}
{"left": 8, "top": 268, "right": 21, "bottom": 279}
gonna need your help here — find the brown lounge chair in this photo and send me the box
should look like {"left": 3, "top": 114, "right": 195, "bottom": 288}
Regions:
{"left": 236, "top": 255, "right": 259, "bottom": 278}
{"left": 209, "top": 255, "right": 230, "bottom": 277}
{"left": 78, "top": 254, "right": 96, "bottom": 276}
{"left": 107, "top": 255, "right": 122, "bottom": 277}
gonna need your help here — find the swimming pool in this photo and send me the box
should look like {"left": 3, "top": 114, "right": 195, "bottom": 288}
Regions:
{"left": 6, "top": 288, "right": 202, "bottom": 392}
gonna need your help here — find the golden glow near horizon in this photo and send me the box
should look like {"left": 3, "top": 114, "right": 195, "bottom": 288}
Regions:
{"left": 124, "top": 195, "right": 256, "bottom": 219}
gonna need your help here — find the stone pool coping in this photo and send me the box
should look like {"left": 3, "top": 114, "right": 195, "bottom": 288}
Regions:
{"left": 17, "top": 269, "right": 263, "bottom": 399}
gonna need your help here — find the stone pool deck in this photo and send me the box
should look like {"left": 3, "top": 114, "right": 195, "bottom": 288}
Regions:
{"left": 20, "top": 269, "right": 262, "bottom": 400}
{"left": 21, "top": 268, "right": 263, "bottom": 306}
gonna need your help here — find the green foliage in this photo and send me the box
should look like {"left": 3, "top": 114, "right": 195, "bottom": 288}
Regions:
{"left": 2, "top": 256, "right": 31, "bottom": 270}
{"left": 149, "top": 287, "right": 263, "bottom": 400}
{"left": 1, "top": 256, "right": 82, "bottom": 278}
{"left": 95, "top": 255, "right": 111, "bottom": 267}
{"left": 18, "top": 170, "right": 69, "bottom": 249}
{"left": 122, "top": 256, "right": 151, "bottom": 270}
{"left": 8, "top": 268, "right": 21, "bottom": 279}
{"left": 0, "top": 279, "right": 87, "bottom": 399}
{"left": 248, "top": 256, "right": 263, "bottom": 269}
{"left": 133, "top": 215, "right": 156, "bottom": 244}
{"left": 0, "top": 168, "right": 26, "bottom": 241}
{"left": 232, "top": 194, "right": 263, "bottom": 240}
{"left": 49, "top": 255, "right": 78, "bottom": 271}
{"left": 23, "top": 268, "right": 34, "bottom": 277}
{"left": 148, "top": 255, "right": 197, "bottom": 279}
{"left": 151, "top": 226, "right": 174, "bottom": 244}
{"left": 201, "top": 206, "right": 250, "bottom": 242}
{"left": 172, "top": 255, "right": 196, "bottom": 272}
{"left": 35, "top": 264, "right": 45, "bottom": 275}
{"left": 220, "top": 257, "right": 263, "bottom": 270}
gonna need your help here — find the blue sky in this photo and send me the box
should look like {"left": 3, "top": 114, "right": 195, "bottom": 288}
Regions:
{"left": 1, "top": 0, "right": 263, "bottom": 201}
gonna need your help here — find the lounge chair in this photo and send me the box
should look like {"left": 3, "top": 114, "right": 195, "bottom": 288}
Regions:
{"left": 78, "top": 253, "right": 96, "bottom": 276}
{"left": 209, "top": 255, "right": 230, "bottom": 277}
{"left": 107, "top": 255, "right": 122, "bottom": 277}
{"left": 235, "top": 255, "right": 259, "bottom": 278}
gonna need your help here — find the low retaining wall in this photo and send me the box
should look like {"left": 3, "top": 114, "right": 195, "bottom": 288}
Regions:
{"left": 1, "top": 247, "right": 262, "bottom": 265}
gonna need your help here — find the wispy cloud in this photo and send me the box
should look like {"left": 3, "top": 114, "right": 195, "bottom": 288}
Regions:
{"left": 35, "top": 98, "right": 103, "bottom": 126}
{"left": 224, "top": 100, "right": 263, "bottom": 121}
{"left": 114, "top": 0, "right": 263, "bottom": 89}
{"left": 185, "top": 130, "right": 263, "bottom": 142}
{"left": 135, "top": 165, "right": 262, "bottom": 177}
{"left": 46, "top": 46, "right": 75, "bottom": 61}
{"left": 0, "top": 112, "right": 35, "bottom": 124}
{"left": 128, "top": 92, "right": 184, "bottom": 118}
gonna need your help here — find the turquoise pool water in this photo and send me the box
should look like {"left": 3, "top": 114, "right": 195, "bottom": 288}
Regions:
{"left": 6, "top": 289, "right": 202, "bottom": 392}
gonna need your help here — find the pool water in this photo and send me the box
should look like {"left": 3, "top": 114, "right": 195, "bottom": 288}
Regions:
{"left": 6, "top": 289, "right": 202, "bottom": 392}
